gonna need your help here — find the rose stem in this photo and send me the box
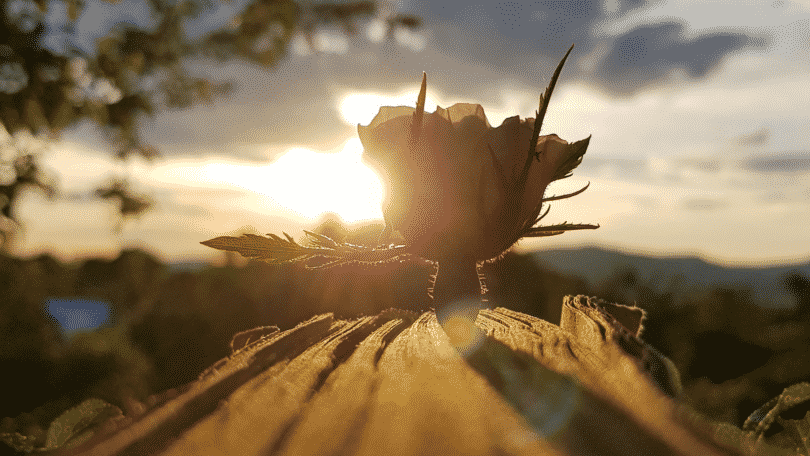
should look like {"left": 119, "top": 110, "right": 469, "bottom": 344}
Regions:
{"left": 433, "top": 256, "right": 486, "bottom": 328}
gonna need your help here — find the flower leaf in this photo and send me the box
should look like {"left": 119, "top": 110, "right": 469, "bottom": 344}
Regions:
{"left": 522, "top": 222, "right": 600, "bottom": 238}
{"left": 529, "top": 43, "right": 574, "bottom": 162}
{"left": 542, "top": 182, "right": 590, "bottom": 202}
{"left": 516, "top": 44, "right": 575, "bottom": 202}
{"left": 201, "top": 231, "right": 413, "bottom": 268}
{"left": 43, "top": 398, "right": 123, "bottom": 450}
{"left": 552, "top": 135, "right": 591, "bottom": 181}
{"left": 303, "top": 230, "right": 340, "bottom": 249}
{"left": 0, "top": 432, "right": 37, "bottom": 453}
{"left": 201, "top": 233, "right": 312, "bottom": 263}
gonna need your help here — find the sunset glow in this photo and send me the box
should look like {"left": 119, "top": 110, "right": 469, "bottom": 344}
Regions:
{"left": 339, "top": 89, "right": 439, "bottom": 126}
{"left": 200, "top": 138, "right": 384, "bottom": 223}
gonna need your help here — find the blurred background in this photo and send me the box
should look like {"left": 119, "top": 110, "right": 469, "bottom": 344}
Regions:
{"left": 2, "top": 0, "right": 810, "bottom": 450}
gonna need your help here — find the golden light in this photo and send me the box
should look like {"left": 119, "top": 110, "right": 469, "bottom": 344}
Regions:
{"left": 339, "top": 89, "right": 439, "bottom": 126}
{"left": 436, "top": 302, "right": 486, "bottom": 357}
{"left": 199, "top": 138, "right": 384, "bottom": 223}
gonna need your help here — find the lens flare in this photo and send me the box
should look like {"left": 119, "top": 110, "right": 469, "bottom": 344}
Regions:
{"left": 436, "top": 301, "right": 485, "bottom": 357}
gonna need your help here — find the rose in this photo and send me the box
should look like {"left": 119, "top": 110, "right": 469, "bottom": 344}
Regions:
{"left": 358, "top": 47, "right": 594, "bottom": 264}
{"left": 201, "top": 46, "right": 596, "bottom": 325}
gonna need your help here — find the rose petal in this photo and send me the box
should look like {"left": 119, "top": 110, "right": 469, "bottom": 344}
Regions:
{"left": 523, "top": 133, "right": 570, "bottom": 222}
{"left": 358, "top": 96, "right": 584, "bottom": 261}
{"left": 444, "top": 103, "right": 490, "bottom": 128}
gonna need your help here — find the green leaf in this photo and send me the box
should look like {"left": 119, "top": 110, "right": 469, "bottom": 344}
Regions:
{"left": 1, "top": 398, "right": 123, "bottom": 453}
{"left": 43, "top": 398, "right": 123, "bottom": 450}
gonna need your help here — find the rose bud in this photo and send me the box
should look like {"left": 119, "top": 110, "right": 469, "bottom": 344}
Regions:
{"left": 358, "top": 46, "right": 594, "bottom": 264}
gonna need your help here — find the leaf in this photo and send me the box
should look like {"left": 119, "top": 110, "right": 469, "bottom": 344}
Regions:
{"left": 522, "top": 222, "right": 600, "bottom": 238}
{"left": 552, "top": 135, "right": 591, "bottom": 182}
{"left": 411, "top": 72, "right": 427, "bottom": 141}
{"left": 43, "top": 398, "right": 122, "bottom": 450}
{"left": 0, "top": 399, "right": 123, "bottom": 453}
{"left": 0, "top": 432, "right": 37, "bottom": 453}
{"left": 742, "top": 382, "right": 810, "bottom": 454}
{"left": 517, "top": 44, "right": 575, "bottom": 196}
{"left": 542, "top": 182, "right": 590, "bottom": 202}
{"left": 202, "top": 231, "right": 413, "bottom": 268}
{"left": 201, "top": 233, "right": 304, "bottom": 263}
{"left": 528, "top": 43, "right": 574, "bottom": 162}
{"left": 303, "top": 230, "right": 339, "bottom": 249}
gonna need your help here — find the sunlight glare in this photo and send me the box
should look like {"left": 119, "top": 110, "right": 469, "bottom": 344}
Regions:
{"left": 339, "top": 90, "right": 439, "bottom": 126}
{"left": 200, "top": 138, "right": 384, "bottom": 223}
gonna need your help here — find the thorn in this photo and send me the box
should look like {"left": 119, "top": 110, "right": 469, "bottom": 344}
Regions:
{"left": 412, "top": 72, "right": 427, "bottom": 140}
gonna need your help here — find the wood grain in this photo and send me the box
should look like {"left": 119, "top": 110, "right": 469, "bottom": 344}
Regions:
{"left": 48, "top": 299, "right": 772, "bottom": 456}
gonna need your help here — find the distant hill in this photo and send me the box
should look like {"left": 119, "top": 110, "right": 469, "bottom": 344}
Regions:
{"left": 531, "top": 247, "right": 810, "bottom": 308}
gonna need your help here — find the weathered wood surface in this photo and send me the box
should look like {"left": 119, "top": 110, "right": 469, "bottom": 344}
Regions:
{"left": 45, "top": 297, "right": 782, "bottom": 455}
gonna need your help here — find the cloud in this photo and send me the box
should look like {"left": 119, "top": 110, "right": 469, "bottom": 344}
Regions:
{"left": 736, "top": 127, "right": 771, "bottom": 146}
{"left": 579, "top": 152, "right": 810, "bottom": 183}
{"left": 411, "top": 0, "right": 611, "bottom": 82}
{"left": 675, "top": 158, "right": 722, "bottom": 173}
{"left": 740, "top": 153, "right": 810, "bottom": 173}
{"left": 402, "top": 1, "right": 768, "bottom": 96}
{"left": 682, "top": 197, "right": 727, "bottom": 211}
{"left": 592, "top": 21, "right": 764, "bottom": 94}
{"left": 576, "top": 157, "right": 647, "bottom": 179}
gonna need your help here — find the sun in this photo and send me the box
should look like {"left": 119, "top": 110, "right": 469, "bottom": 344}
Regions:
{"left": 258, "top": 138, "right": 384, "bottom": 222}
{"left": 338, "top": 89, "right": 439, "bottom": 126}
{"left": 198, "top": 87, "right": 448, "bottom": 224}
{"left": 197, "top": 139, "right": 384, "bottom": 223}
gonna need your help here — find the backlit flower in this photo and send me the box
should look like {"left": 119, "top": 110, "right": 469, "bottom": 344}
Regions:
{"left": 358, "top": 45, "right": 596, "bottom": 262}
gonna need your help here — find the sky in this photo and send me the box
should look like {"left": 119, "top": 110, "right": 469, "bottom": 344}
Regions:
{"left": 4, "top": 0, "right": 810, "bottom": 267}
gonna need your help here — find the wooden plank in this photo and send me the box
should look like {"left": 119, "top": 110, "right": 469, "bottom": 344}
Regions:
{"left": 352, "top": 312, "right": 561, "bottom": 456}
{"left": 478, "top": 307, "right": 586, "bottom": 379}
{"left": 40, "top": 302, "right": 777, "bottom": 456}
{"left": 157, "top": 313, "right": 394, "bottom": 456}
{"left": 55, "top": 313, "right": 336, "bottom": 456}
{"left": 478, "top": 306, "right": 745, "bottom": 456}
{"left": 474, "top": 308, "right": 676, "bottom": 455}
{"left": 275, "top": 315, "right": 413, "bottom": 456}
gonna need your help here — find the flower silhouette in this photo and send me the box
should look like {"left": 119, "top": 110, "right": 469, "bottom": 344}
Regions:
{"left": 358, "top": 45, "right": 595, "bottom": 263}
{"left": 201, "top": 45, "right": 596, "bottom": 324}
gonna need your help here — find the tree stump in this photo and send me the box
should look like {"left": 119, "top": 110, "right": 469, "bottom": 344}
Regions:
{"left": 41, "top": 296, "right": 781, "bottom": 455}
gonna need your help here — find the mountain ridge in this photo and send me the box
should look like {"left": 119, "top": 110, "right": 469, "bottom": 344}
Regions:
{"left": 530, "top": 246, "right": 810, "bottom": 308}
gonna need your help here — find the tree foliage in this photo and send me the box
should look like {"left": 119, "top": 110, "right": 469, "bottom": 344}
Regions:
{"left": 0, "top": 0, "right": 421, "bottom": 244}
